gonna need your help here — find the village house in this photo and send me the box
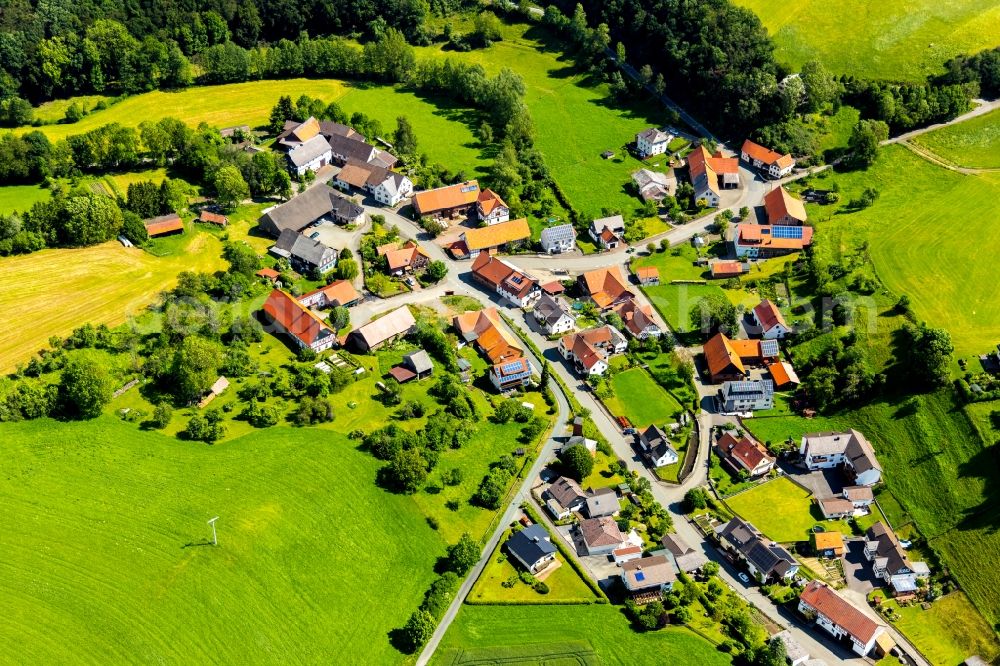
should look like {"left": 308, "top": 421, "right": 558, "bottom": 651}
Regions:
{"left": 258, "top": 185, "right": 365, "bottom": 237}
{"left": 559, "top": 326, "right": 627, "bottom": 376}
{"left": 817, "top": 497, "right": 857, "bottom": 520}
{"left": 456, "top": 218, "right": 531, "bottom": 259}
{"left": 276, "top": 117, "right": 350, "bottom": 151}
{"left": 506, "top": 524, "right": 557, "bottom": 574}
{"left": 454, "top": 308, "right": 523, "bottom": 366}
{"left": 800, "top": 430, "right": 882, "bottom": 486}
{"left": 470, "top": 253, "right": 540, "bottom": 308}
{"left": 261, "top": 289, "right": 337, "bottom": 353}
{"left": 533, "top": 293, "right": 576, "bottom": 335}
{"left": 717, "top": 379, "right": 775, "bottom": 413}
{"left": 703, "top": 333, "right": 780, "bottom": 383}
{"left": 709, "top": 260, "right": 749, "bottom": 279}
{"left": 489, "top": 356, "right": 534, "bottom": 392}
{"left": 632, "top": 169, "right": 677, "bottom": 202}
{"left": 635, "top": 127, "right": 673, "bottom": 158}
{"left": 298, "top": 280, "right": 362, "bottom": 309}
{"left": 764, "top": 186, "right": 808, "bottom": 226}
{"left": 638, "top": 424, "right": 679, "bottom": 468}
{"left": 843, "top": 485, "right": 875, "bottom": 509}
{"left": 734, "top": 223, "right": 813, "bottom": 258}
{"left": 660, "top": 533, "right": 709, "bottom": 573}
{"left": 613, "top": 298, "right": 662, "bottom": 339}
{"left": 622, "top": 555, "right": 676, "bottom": 597}
{"left": 578, "top": 266, "right": 634, "bottom": 310}
{"left": 388, "top": 349, "right": 434, "bottom": 384}
{"left": 716, "top": 517, "right": 799, "bottom": 583}
{"left": 334, "top": 160, "right": 413, "bottom": 207}
{"left": 613, "top": 545, "right": 644, "bottom": 566}
{"left": 540, "top": 224, "right": 577, "bottom": 254}
{"left": 286, "top": 134, "right": 333, "bottom": 176}
{"left": 585, "top": 487, "right": 621, "bottom": 519}
{"left": 328, "top": 132, "right": 396, "bottom": 168}
{"left": 687, "top": 145, "right": 739, "bottom": 208}
{"left": 271, "top": 229, "right": 339, "bottom": 274}
{"left": 589, "top": 214, "right": 626, "bottom": 249}
{"left": 753, "top": 299, "right": 792, "bottom": 339}
{"left": 811, "top": 531, "right": 846, "bottom": 558}
{"left": 413, "top": 180, "right": 481, "bottom": 220}
{"left": 256, "top": 267, "right": 281, "bottom": 284}
{"left": 741, "top": 139, "right": 795, "bottom": 179}
{"left": 347, "top": 306, "right": 416, "bottom": 353}
{"left": 634, "top": 266, "right": 660, "bottom": 286}
{"left": 716, "top": 432, "right": 775, "bottom": 478}
{"left": 144, "top": 213, "right": 184, "bottom": 237}
{"left": 798, "top": 581, "right": 893, "bottom": 657}
{"left": 769, "top": 361, "right": 800, "bottom": 389}
{"left": 864, "top": 523, "right": 930, "bottom": 597}
{"left": 545, "top": 476, "right": 588, "bottom": 519}
{"left": 578, "top": 516, "right": 628, "bottom": 556}
{"left": 382, "top": 240, "right": 430, "bottom": 276}
{"left": 476, "top": 188, "right": 510, "bottom": 225}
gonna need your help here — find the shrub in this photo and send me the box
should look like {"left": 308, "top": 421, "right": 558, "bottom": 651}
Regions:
{"left": 532, "top": 581, "right": 549, "bottom": 594}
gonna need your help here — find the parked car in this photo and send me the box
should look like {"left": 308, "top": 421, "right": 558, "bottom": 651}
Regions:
{"left": 309, "top": 231, "right": 320, "bottom": 239}
{"left": 737, "top": 572, "right": 751, "bottom": 584}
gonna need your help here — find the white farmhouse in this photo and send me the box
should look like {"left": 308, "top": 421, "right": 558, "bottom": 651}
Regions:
{"left": 635, "top": 128, "right": 672, "bottom": 158}
{"left": 540, "top": 224, "right": 576, "bottom": 254}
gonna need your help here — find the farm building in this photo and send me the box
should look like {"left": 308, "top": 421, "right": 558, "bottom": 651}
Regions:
{"left": 632, "top": 169, "right": 677, "bottom": 202}
{"left": 271, "top": 229, "right": 339, "bottom": 275}
{"left": 197, "top": 211, "right": 228, "bottom": 226}
{"left": 734, "top": 224, "right": 813, "bottom": 258}
{"left": 454, "top": 308, "right": 523, "bottom": 365}
{"left": 143, "top": 213, "right": 184, "bottom": 237}
{"left": 768, "top": 361, "right": 800, "bottom": 389}
{"left": 634, "top": 266, "right": 660, "bottom": 285}
{"left": 258, "top": 185, "right": 365, "bottom": 237}
{"left": 298, "top": 280, "right": 361, "bottom": 309}
{"left": 348, "top": 306, "right": 416, "bottom": 353}
{"left": 286, "top": 134, "right": 333, "bottom": 176}
{"left": 456, "top": 218, "right": 531, "bottom": 259}
{"left": 710, "top": 261, "right": 748, "bottom": 279}
{"left": 413, "top": 180, "right": 480, "bottom": 220}
{"left": 260, "top": 289, "right": 337, "bottom": 353}
{"left": 741, "top": 140, "right": 795, "bottom": 179}
{"left": 764, "top": 186, "right": 808, "bottom": 226}
{"left": 477, "top": 188, "right": 510, "bottom": 225}
{"left": 687, "top": 145, "right": 739, "bottom": 208}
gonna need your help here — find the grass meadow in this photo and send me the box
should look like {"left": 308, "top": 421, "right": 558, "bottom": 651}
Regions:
{"left": 0, "top": 183, "right": 52, "bottom": 215}
{"left": 0, "top": 227, "right": 227, "bottom": 372}
{"left": 604, "top": 367, "right": 685, "bottom": 428}
{"left": 734, "top": 0, "right": 1000, "bottom": 81}
{"left": 432, "top": 604, "right": 730, "bottom": 666}
{"left": 883, "top": 592, "right": 1000, "bottom": 665}
{"left": 798, "top": 146, "right": 1000, "bottom": 357}
{"left": 913, "top": 108, "right": 1000, "bottom": 169}
{"left": 0, "top": 417, "right": 445, "bottom": 664}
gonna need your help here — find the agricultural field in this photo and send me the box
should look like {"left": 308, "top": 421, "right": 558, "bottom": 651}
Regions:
{"left": 432, "top": 604, "right": 731, "bottom": 666}
{"left": 0, "top": 168, "right": 172, "bottom": 216}
{"left": 0, "top": 183, "right": 51, "bottom": 215}
{"left": 735, "top": 0, "right": 1000, "bottom": 81}
{"left": 415, "top": 21, "right": 668, "bottom": 218}
{"left": 797, "top": 146, "right": 1000, "bottom": 357}
{"left": 0, "top": 417, "right": 445, "bottom": 664}
{"left": 0, "top": 228, "right": 226, "bottom": 373}
{"left": 881, "top": 592, "right": 1000, "bottom": 665}
{"left": 16, "top": 79, "right": 488, "bottom": 178}
{"left": 912, "top": 108, "right": 1000, "bottom": 169}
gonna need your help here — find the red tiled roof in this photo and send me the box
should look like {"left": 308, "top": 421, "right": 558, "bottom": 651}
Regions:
{"left": 711, "top": 261, "right": 745, "bottom": 278}
{"left": 718, "top": 432, "right": 773, "bottom": 472}
{"left": 742, "top": 139, "right": 789, "bottom": 167}
{"left": 463, "top": 218, "right": 531, "bottom": 252}
{"left": 704, "top": 333, "right": 745, "bottom": 378}
{"left": 144, "top": 213, "right": 184, "bottom": 237}
{"left": 581, "top": 267, "right": 632, "bottom": 308}
{"left": 477, "top": 188, "right": 508, "bottom": 215}
{"left": 389, "top": 366, "right": 417, "bottom": 383}
{"left": 764, "top": 186, "right": 807, "bottom": 224}
{"left": 198, "top": 211, "right": 228, "bottom": 225}
{"left": 541, "top": 281, "right": 565, "bottom": 295}
{"left": 799, "top": 581, "right": 883, "bottom": 645}
{"left": 753, "top": 300, "right": 788, "bottom": 332}
{"left": 635, "top": 266, "right": 659, "bottom": 281}
{"left": 301, "top": 279, "right": 361, "bottom": 307}
{"left": 736, "top": 224, "right": 813, "bottom": 250}
{"left": 262, "top": 289, "right": 332, "bottom": 346}
{"left": 413, "top": 180, "right": 480, "bottom": 214}
{"left": 256, "top": 268, "right": 280, "bottom": 280}
{"left": 769, "top": 361, "right": 799, "bottom": 387}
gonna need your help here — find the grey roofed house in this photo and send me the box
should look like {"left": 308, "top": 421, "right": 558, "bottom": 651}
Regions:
{"left": 640, "top": 424, "right": 678, "bottom": 463}
{"left": 637, "top": 127, "right": 671, "bottom": 144}
{"left": 547, "top": 476, "right": 587, "bottom": 511}
{"left": 349, "top": 306, "right": 417, "bottom": 352}
{"left": 661, "top": 533, "right": 709, "bottom": 571}
{"left": 368, "top": 148, "right": 398, "bottom": 169}
{"left": 506, "top": 523, "right": 557, "bottom": 572}
{"left": 287, "top": 134, "right": 333, "bottom": 168}
{"left": 534, "top": 293, "right": 571, "bottom": 327}
{"left": 585, "top": 487, "right": 621, "bottom": 518}
{"left": 319, "top": 120, "right": 359, "bottom": 139}
{"left": 632, "top": 169, "right": 677, "bottom": 201}
{"left": 403, "top": 350, "right": 433, "bottom": 377}
{"left": 591, "top": 214, "right": 625, "bottom": 235}
{"left": 271, "top": 229, "right": 338, "bottom": 272}
{"left": 803, "top": 429, "right": 881, "bottom": 480}
{"left": 328, "top": 132, "right": 377, "bottom": 163}
{"left": 258, "top": 185, "right": 364, "bottom": 237}
{"left": 716, "top": 516, "right": 797, "bottom": 581}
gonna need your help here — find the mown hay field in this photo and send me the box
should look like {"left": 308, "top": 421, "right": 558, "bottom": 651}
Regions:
{"left": 913, "top": 108, "right": 1000, "bottom": 169}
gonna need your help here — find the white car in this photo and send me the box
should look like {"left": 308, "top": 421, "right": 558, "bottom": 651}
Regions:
{"left": 737, "top": 572, "right": 751, "bottom": 584}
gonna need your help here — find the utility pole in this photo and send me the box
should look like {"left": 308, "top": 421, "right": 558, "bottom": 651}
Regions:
{"left": 207, "top": 516, "right": 219, "bottom": 546}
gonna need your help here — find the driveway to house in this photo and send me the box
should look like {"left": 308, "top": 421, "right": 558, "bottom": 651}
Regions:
{"left": 782, "top": 466, "right": 844, "bottom": 501}
{"left": 842, "top": 539, "right": 878, "bottom": 597}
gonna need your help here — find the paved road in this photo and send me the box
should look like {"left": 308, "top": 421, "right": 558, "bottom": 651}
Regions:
{"left": 884, "top": 97, "right": 1000, "bottom": 146}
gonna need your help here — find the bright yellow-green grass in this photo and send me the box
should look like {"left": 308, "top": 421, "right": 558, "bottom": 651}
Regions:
{"left": 604, "top": 367, "right": 684, "bottom": 428}
{"left": 0, "top": 227, "right": 226, "bottom": 372}
{"left": 468, "top": 533, "right": 598, "bottom": 604}
{"left": 884, "top": 592, "right": 1000, "bottom": 665}
{"left": 734, "top": 0, "right": 1000, "bottom": 81}
{"left": 580, "top": 450, "right": 626, "bottom": 490}
{"left": 432, "top": 604, "right": 731, "bottom": 666}
{"left": 32, "top": 94, "right": 112, "bottom": 124}
{"left": 0, "top": 417, "right": 445, "bottom": 664}
{"left": 803, "top": 146, "right": 1000, "bottom": 356}
{"left": 0, "top": 183, "right": 51, "bottom": 215}
{"left": 415, "top": 21, "right": 667, "bottom": 217}
{"left": 913, "top": 108, "right": 1000, "bottom": 169}
{"left": 18, "top": 79, "right": 487, "bottom": 177}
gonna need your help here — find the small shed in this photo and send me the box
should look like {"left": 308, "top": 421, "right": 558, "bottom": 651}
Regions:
{"left": 403, "top": 349, "right": 434, "bottom": 379}
{"left": 198, "top": 376, "right": 230, "bottom": 408}
{"left": 198, "top": 210, "right": 229, "bottom": 227}
{"left": 144, "top": 213, "right": 184, "bottom": 237}
{"left": 601, "top": 150, "right": 615, "bottom": 159}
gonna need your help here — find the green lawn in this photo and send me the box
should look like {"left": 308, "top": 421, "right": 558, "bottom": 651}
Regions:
{"left": 604, "top": 367, "right": 685, "bottom": 428}
{"left": 432, "top": 604, "right": 731, "bottom": 666}
{"left": 468, "top": 531, "right": 598, "bottom": 604}
{"left": 32, "top": 94, "right": 112, "bottom": 124}
{"left": 800, "top": 146, "right": 1000, "bottom": 357}
{"left": 883, "top": 592, "right": 1000, "bottom": 665}
{"left": 725, "top": 477, "right": 818, "bottom": 543}
{"left": 415, "top": 21, "right": 668, "bottom": 218}
{"left": 580, "top": 450, "right": 627, "bottom": 490}
{"left": 0, "top": 417, "right": 444, "bottom": 664}
{"left": 734, "top": 0, "right": 1000, "bottom": 81}
{"left": 0, "top": 183, "right": 52, "bottom": 215}
{"left": 913, "top": 108, "right": 1000, "bottom": 169}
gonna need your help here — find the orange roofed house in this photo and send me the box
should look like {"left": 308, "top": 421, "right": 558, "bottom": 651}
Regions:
{"left": 413, "top": 180, "right": 480, "bottom": 220}
{"left": 710, "top": 260, "right": 748, "bottom": 279}
{"left": 261, "top": 289, "right": 336, "bottom": 352}
{"left": 741, "top": 139, "right": 795, "bottom": 179}
{"left": 471, "top": 253, "right": 540, "bottom": 308}
{"left": 702, "top": 333, "right": 780, "bottom": 383}
{"left": 559, "top": 325, "right": 628, "bottom": 377}
{"left": 298, "top": 280, "right": 361, "bottom": 309}
{"left": 456, "top": 218, "right": 531, "bottom": 260}
{"left": 477, "top": 188, "right": 510, "bottom": 225}
{"left": 764, "top": 186, "right": 807, "bottom": 226}
{"left": 734, "top": 223, "right": 813, "bottom": 259}
{"left": 578, "top": 266, "right": 634, "bottom": 310}
{"left": 383, "top": 240, "right": 430, "bottom": 276}
{"left": 687, "top": 145, "right": 739, "bottom": 208}
{"left": 453, "top": 308, "right": 534, "bottom": 391}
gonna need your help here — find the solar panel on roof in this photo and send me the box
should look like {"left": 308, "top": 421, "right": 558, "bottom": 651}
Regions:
{"left": 770, "top": 226, "right": 804, "bottom": 239}
{"left": 760, "top": 340, "right": 779, "bottom": 356}
{"left": 461, "top": 185, "right": 478, "bottom": 192}
{"left": 635, "top": 572, "right": 645, "bottom": 582}
{"left": 501, "top": 361, "right": 524, "bottom": 374}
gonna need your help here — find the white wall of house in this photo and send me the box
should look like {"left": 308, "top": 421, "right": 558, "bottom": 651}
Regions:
{"left": 695, "top": 187, "right": 721, "bottom": 208}
{"left": 637, "top": 134, "right": 669, "bottom": 157}
{"left": 480, "top": 206, "right": 510, "bottom": 225}
{"left": 651, "top": 450, "right": 678, "bottom": 467}
{"left": 291, "top": 149, "right": 332, "bottom": 176}
{"left": 538, "top": 312, "right": 575, "bottom": 335}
